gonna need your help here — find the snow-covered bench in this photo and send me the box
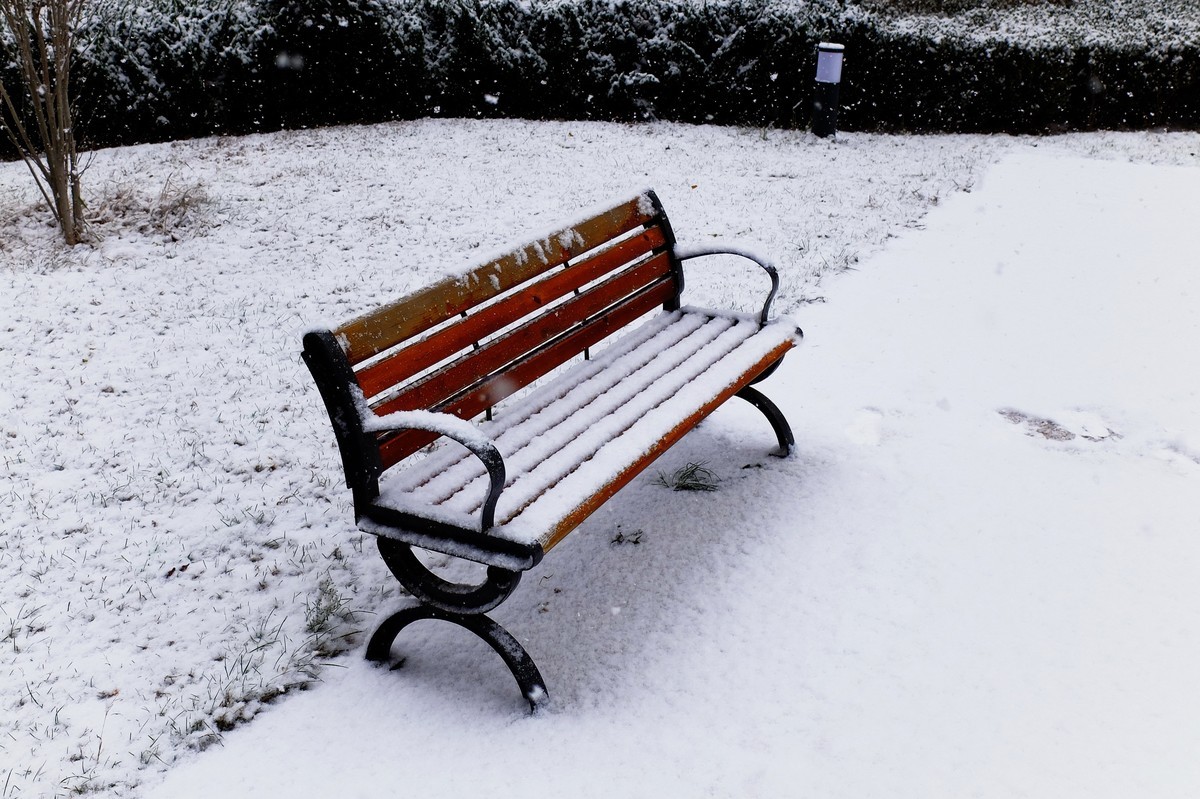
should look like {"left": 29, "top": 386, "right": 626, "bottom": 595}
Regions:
{"left": 302, "top": 191, "right": 802, "bottom": 709}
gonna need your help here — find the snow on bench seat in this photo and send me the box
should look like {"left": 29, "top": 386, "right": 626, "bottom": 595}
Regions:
{"left": 367, "top": 308, "right": 801, "bottom": 555}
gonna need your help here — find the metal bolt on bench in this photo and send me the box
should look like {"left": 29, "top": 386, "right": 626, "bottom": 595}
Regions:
{"left": 302, "top": 191, "right": 802, "bottom": 711}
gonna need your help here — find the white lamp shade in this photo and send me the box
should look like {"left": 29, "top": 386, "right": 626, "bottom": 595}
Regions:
{"left": 816, "top": 43, "right": 844, "bottom": 84}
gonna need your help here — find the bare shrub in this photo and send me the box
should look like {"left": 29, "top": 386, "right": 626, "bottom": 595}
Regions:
{"left": 88, "top": 173, "right": 215, "bottom": 241}
{"left": 0, "top": 0, "right": 87, "bottom": 244}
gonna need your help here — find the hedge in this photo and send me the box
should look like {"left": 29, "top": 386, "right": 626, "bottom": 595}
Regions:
{"left": 2, "top": 0, "right": 1198, "bottom": 157}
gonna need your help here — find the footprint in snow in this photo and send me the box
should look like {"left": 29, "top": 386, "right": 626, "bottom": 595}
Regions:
{"left": 998, "top": 408, "right": 1121, "bottom": 443}
{"left": 846, "top": 408, "right": 886, "bottom": 446}
{"left": 1154, "top": 441, "right": 1200, "bottom": 472}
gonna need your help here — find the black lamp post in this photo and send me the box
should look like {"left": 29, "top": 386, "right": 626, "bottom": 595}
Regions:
{"left": 813, "top": 42, "right": 844, "bottom": 138}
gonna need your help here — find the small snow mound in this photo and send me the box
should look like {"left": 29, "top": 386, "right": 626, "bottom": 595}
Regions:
{"left": 1056, "top": 410, "right": 1121, "bottom": 442}
{"left": 637, "top": 192, "right": 657, "bottom": 218}
{"left": 846, "top": 408, "right": 885, "bottom": 446}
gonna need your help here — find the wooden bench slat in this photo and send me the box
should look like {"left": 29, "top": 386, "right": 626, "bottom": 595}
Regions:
{"left": 356, "top": 225, "right": 668, "bottom": 399}
{"left": 336, "top": 196, "right": 657, "bottom": 364}
{"left": 373, "top": 251, "right": 673, "bottom": 419}
{"left": 375, "top": 277, "right": 676, "bottom": 469}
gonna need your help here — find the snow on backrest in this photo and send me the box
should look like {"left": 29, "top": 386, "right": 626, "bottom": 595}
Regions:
{"left": 335, "top": 194, "right": 660, "bottom": 366}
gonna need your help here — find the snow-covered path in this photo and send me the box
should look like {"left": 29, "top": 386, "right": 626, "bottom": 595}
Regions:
{"left": 140, "top": 148, "right": 1200, "bottom": 798}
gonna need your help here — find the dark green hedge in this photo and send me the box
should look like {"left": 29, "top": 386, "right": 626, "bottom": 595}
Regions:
{"left": 3, "top": 0, "right": 1198, "bottom": 157}
{"left": 841, "top": 31, "right": 1200, "bottom": 132}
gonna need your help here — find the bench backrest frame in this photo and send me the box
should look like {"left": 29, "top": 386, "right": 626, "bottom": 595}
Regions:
{"left": 302, "top": 191, "right": 685, "bottom": 513}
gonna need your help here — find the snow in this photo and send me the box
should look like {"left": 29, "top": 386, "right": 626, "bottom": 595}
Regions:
{"left": 2, "top": 118, "right": 1200, "bottom": 798}
{"left": 868, "top": 0, "right": 1200, "bottom": 50}
{"left": 365, "top": 408, "right": 495, "bottom": 452}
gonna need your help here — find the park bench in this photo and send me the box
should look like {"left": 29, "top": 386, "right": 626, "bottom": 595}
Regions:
{"left": 302, "top": 191, "right": 802, "bottom": 709}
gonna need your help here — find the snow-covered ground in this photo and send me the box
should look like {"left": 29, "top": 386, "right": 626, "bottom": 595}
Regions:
{"left": 2, "top": 120, "right": 1198, "bottom": 798}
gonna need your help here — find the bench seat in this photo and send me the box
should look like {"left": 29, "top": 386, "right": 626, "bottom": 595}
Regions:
{"left": 359, "top": 307, "right": 800, "bottom": 570}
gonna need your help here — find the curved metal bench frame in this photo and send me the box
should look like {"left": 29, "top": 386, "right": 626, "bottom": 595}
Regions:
{"left": 366, "top": 602, "right": 547, "bottom": 712}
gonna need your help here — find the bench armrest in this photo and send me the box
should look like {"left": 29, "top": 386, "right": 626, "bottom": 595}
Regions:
{"left": 363, "top": 410, "right": 507, "bottom": 532}
{"left": 675, "top": 246, "right": 780, "bottom": 325}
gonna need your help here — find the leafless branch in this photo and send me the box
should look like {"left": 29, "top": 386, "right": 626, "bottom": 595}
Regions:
{"left": 0, "top": 0, "right": 87, "bottom": 243}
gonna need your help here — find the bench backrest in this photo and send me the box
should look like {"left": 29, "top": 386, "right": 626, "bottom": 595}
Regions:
{"left": 303, "top": 191, "right": 683, "bottom": 506}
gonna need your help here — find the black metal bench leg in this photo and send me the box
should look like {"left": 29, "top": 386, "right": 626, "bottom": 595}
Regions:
{"left": 735, "top": 385, "right": 794, "bottom": 457}
{"left": 376, "top": 537, "right": 523, "bottom": 615}
{"left": 366, "top": 604, "right": 548, "bottom": 712}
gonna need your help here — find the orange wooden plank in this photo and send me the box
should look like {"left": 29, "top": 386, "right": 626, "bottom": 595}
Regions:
{"left": 356, "top": 225, "right": 668, "bottom": 398}
{"left": 336, "top": 195, "right": 656, "bottom": 364}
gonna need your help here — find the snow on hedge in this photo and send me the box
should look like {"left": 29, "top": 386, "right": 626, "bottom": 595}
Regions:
{"left": 869, "top": 0, "right": 1200, "bottom": 50}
